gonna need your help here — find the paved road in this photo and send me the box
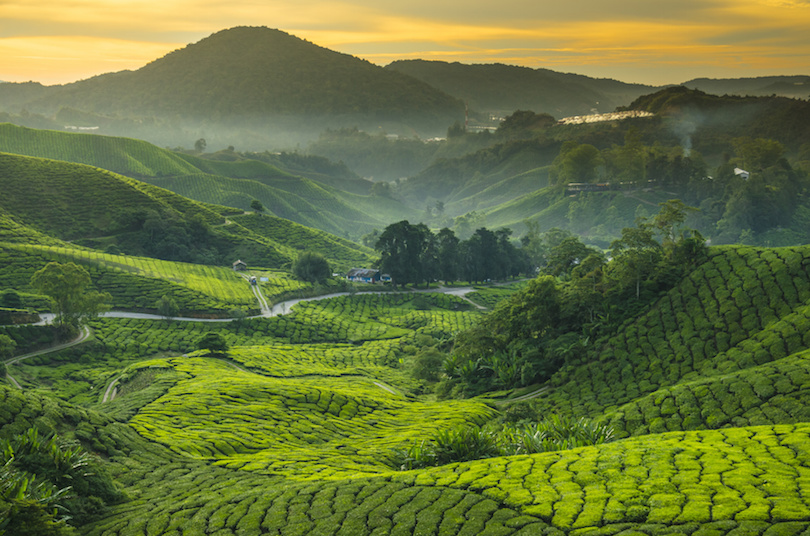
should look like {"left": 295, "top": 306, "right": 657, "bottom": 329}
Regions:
{"left": 27, "top": 282, "right": 508, "bottom": 328}
{"left": 5, "top": 283, "right": 515, "bottom": 392}
{"left": 4, "top": 325, "right": 92, "bottom": 389}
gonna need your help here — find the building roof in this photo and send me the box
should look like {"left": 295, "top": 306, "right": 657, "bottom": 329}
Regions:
{"left": 347, "top": 268, "right": 379, "bottom": 277}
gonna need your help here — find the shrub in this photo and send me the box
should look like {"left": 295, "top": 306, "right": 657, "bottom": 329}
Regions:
{"left": 412, "top": 347, "right": 445, "bottom": 382}
{"left": 196, "top": 332, "right": 229, "bottom": 355}
{"left": 292, "top": 251, "right": 331, "bottom": 284}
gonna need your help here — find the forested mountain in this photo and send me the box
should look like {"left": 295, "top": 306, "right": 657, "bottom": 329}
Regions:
{"left": 0, "top": 27, "right": 465, "bottom": 148}
{"left": 396, "top": 90, "right": 810, "bottom": 248}
{"left": 385, "top": 59, "right": 658, "bottom": 119}
{"left": 683, "top": 75, "right": 810, "bottom": 99}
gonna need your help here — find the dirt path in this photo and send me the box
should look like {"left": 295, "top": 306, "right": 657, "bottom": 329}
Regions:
{"left": 102, "top": 375, "right": 121, "bottom": 403}
{"left": 4, "top": 325, "right": 92, "bottom": 390}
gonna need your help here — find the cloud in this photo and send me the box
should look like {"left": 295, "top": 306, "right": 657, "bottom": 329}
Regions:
{"left": 0, "top": 0, "right": 808, "bottom": 85}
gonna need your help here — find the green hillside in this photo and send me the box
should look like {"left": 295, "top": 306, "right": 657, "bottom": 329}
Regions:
{"left": 0, "top": 243, "right": 257, "bottom": 315}
{"left": 0, "top": 123, "right": 416, "bottom": 238}
{"left": 399, "top": 137, "right": 561, "bottom": 207}
{"left": 228, "top": 213, "right": 375, "bottom": 269}
{"left": 0, "top": 151, "right": 225, "bottom": 239}
{"left": 0, "top": 27, "right": 465, "bottom": 146}
{"left": 146, "top": 172, "right": 390, "bottom": 237}
{"left": 531, "top": 245, "right": 810, "bottom": 433}
{"left": 0, "top": 151, "right": 374, "bottom": 268}
{"left": 0, "top": 122, "right": 369, "bottom": 192}
{"left": 5, "top": 245, "right": 810, "bottom": 534}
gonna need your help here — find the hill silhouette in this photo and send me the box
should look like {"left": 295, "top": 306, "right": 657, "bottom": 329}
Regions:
{"left": 385, "top": 59, "right": 658, "bottom": 119}
{"left": 0, "top": 27, "right": 465, "bottom": 147}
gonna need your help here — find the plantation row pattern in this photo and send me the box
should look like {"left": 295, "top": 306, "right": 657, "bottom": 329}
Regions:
{"left": 536, "top": 245, "right": 810, "bottom": 430}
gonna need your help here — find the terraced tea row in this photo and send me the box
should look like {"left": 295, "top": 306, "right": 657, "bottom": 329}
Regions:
{"left": 535, "top": 246, "right": 810, "bottom": 424}
{"left": 0, "top": 242, "right": 263, "bottom": 314}
{"left": 83, "top": 422, "right": 810, "bottom": 535}
{"left": 127, "top": 357, "right": 496, "bottom": 479}
{"left": 606, "top": 350, "right": 810, "bottom": 436}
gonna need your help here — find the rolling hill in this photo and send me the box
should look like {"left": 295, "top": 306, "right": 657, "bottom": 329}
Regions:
{"left": 386, "top": 59, "right": 659, "bottom": 119}
{"left": 0, "top": 27, "right": 465, "bottom": 147}
{"left": 4, "top": 244, "right": 810, "bottom": 534}
{"left": 0, "top": 151, "right": 375, "bottom": 270}
{"left": 0, "top": 123, "right": 418, "bottom": 238}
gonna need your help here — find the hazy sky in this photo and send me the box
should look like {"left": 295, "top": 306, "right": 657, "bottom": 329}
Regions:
{"left": 2, "top": 0, "right": 809, "bottom": 86}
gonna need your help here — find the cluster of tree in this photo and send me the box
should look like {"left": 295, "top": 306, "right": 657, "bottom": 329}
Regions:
{"left": 374, "top": 221, "right": 532, "bottom": 287}
{"left": 110, "top": 209, "right": 226, "bottom": 265}
{"left": 549, "top": 126, "right": 810, "bottom": 245}
{"left": 438, "top": 200, "right": 707, "bottom": 397}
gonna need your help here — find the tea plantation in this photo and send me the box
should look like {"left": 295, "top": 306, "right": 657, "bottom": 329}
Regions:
{"left": 4, "top": 246, "right": 810, "bottom": 535}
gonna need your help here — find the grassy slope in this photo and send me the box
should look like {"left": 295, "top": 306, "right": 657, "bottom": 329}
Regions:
{"left": 5, "top": 247, "right": 810, "bottom": 535}
{"left": 0, "top": 242, "right": 256, "bottom": 314}
{"left": 533, "top": 246, "right": 810, "bottom": 435}
{"left": 483, "top": 187, "right": 673, "bottom": 238}
{"left": 147, "top": 172, "right": 387, "bottom": 236}
{"left": 228, "top": 213, "right": 374, "bottom": 270}
{"left": 0, "top": 151, "right": 375, "bottom": 269}
{"left": 0, "top": 151, "right": 227, "bottom": 240}
{"left": 0, "top": 123, "right": 412, "bottom": 237}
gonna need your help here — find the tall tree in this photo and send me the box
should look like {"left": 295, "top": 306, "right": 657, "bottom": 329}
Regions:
{"left": 609, "top": 223, "right": 662, "bottom": 300}
{"left": 30, "top": 262, "right": 110, "bottom": 337}
{"left": 375, "top": 220, "right": 432, "bottom": 287}
{"left": 436, "top": 227, "right": 460, "bottom": 283}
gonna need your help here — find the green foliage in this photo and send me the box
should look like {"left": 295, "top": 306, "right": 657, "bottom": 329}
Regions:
{"left": 500, "top": 415, "right": 615, "bottom": 455}
{"left": 155, "top": 295, "right": 178, "bottom": 320}
{"left": 550, "top": 141, "right": 602, "bottom": 185}
{"left": 249, "top": 198, "right": 264, "bottom": 213}
{"left": 195, "top": 332, "right": 228, "bottom": 355}
{"left": 392, "top": 416, "right": 614, "bottom": 470}
{"left": 30, "top": 262, "right": 110, "bottom": 335}
{"left": 0, "top": 290, "right": 22, "bottom": 309}
{"left": 292, "top": 251, "right": 331, "bottom": 284}
{"left": 375, "top": 221, "right": 529, "bottom": 288}
{"left": 1, "top": 427, "right": 123, "bottom": 532}
{"left": 0, "top": 334, "right": 15, "bottom": 361}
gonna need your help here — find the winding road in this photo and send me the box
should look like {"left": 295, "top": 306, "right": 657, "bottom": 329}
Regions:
{"left": 4, "top": 281, "right": 521, "bottom": 399}
{"left": 3, "top": 325, "right": 92, "bottom": 389}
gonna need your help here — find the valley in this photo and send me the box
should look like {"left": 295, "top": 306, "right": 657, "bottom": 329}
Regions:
{"left": 1, "top": 25, "right": 810, "bottom": 536}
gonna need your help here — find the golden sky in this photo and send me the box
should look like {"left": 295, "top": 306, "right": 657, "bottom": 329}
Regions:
{"left": 1, "top": 0, "right": 809, "bottom": 86}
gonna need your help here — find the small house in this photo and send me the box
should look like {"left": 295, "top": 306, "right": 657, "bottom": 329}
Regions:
{"left": 734, "top": 168, "right": 750, "bottom": 180}
{"left": 346, "top": 268, "right": 380, "bottom": 284}
{"left": 233, "top": 259, "right": 247, "bottom": 271}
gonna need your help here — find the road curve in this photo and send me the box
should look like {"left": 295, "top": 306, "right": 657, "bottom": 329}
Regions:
{"left": 4, "top": 325, "right": 92, "bottom": 389}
